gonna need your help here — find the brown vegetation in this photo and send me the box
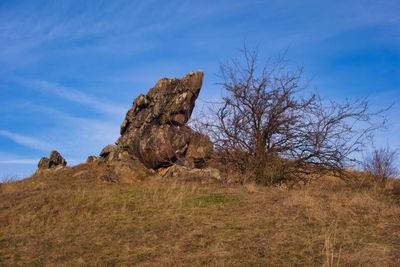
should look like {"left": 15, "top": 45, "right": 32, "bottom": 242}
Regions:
{"left": 195, "top": 45, "right": 389, "bottom": 185}
{"left": 362, "top": 146, "right": 399, "bottom": 188}
{"left": 1, "top": 164, "right": 400, "bottom": 266}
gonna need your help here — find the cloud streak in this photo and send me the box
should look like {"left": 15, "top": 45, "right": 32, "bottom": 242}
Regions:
{"left": 0, "top": 130, "right": 53, "bottom": 151}
{"left": 10, "top": 102, "right": 122, "bottom": 159}
{"left": 14, "top": 78, "right": 127, "bottom": 116}
{"left": 0, "top": 159, "right": 38, "bottom": 165}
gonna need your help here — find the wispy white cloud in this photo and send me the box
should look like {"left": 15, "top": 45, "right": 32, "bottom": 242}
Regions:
{"left": 0, "top": 152, "right": 37, "bottom": 179}
{"left": 0, "top": 130, "right": 53, "bottom": 151}
{"left": 0, "top": 159, "right": 38, "bottom": 165}
{"left": 13, "top": 102, "right": 122, "bottom": 157}
{"left": 14, "top": 78, "right": 127, "bottom": 116}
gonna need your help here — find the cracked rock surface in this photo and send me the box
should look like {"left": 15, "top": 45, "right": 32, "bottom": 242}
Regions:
{"left": 114, "top": 71, "right": 212, "bottom": 169}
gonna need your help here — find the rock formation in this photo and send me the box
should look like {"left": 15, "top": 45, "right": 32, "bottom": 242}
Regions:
{"left": 38, "top": 150, "right": 67, "bottom": 169}
{"left": 105, "top": 70, "right": 213, "bottom": 170}
{"left": 34, "top": 71, "right": 219, "bottom": 183}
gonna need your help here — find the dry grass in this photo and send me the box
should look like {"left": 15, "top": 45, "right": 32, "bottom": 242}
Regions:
{"left": 1, "top": 165, "right": 400, "bottom": 266}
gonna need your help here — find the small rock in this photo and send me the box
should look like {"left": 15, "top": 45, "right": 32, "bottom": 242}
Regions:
{"left": 49, "top": 150, "right": 67, "bottom": 167}
{"left": 99, "top": 145, "right": 117, "bottom": 158}
{"left": 100, "top": 169, "right": 118, "bottom": 183}
{"left": 161, "top": 164, "right": 222, "bottom": 181}
{"left": 37, "top": 150, "right": 67, "bottom": 169}
{"left": 72, "top": 170, "right": 89, "bottom": 178}
{"left": 86, "top": 156, "right": 98, "bottom": 163}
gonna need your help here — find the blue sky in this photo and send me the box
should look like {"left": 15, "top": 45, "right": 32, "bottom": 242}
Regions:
{"left": 1, "top": 0, "right": 399, "bottom": 180}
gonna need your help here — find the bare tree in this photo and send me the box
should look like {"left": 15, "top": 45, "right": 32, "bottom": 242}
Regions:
{"left": 362, "top": 147, "right": 399, "bottom": 187}
{"left": 199, "top": 45, "right": 388, "bottom": 184}
{"left": 290, "top": 95, "right": 387, "bottom": 180}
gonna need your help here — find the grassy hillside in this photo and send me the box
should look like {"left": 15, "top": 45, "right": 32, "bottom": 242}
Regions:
{"left": 1, "top": 164, "right": 400, "bottom": 266}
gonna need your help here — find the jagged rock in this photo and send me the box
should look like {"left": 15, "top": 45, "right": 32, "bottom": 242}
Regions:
{"left": 114, "top": 71, "right": 213, "bottom": 169}
{"left": 100, "top": 145, "right": 117, "bottom": 157}
{"left": 38, "top": 157, "right": 51, "bottom": 169}
{"left": 49, "top": 150, "right": 66, "bottom": 166}
{"left": 99, "top": 144, "right": 124, "bottom": 162}
{"left": 86, "top": 156, "right": 98, "bottom": 163}
{"left": 37, "top": 150, "right": 67, "bottom": 169}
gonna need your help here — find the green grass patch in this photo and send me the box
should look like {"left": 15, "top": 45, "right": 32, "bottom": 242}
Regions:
{"left": 0, "top": 206, "right": 9, "bottom": 213}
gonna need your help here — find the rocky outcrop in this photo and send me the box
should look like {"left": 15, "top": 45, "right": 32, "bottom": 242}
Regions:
{"left": 107, "top": 71, "right": 213, "bottom": 170}
{"left": 38, "top": 150, "right": 67, "bottom": 169}
{"left": 32, "top": 71, "right": 217, "bottom": 183}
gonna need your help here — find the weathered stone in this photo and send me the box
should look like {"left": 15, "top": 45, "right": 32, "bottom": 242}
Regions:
{"left": 185, "top": 132, "right": 213, "bottom": 168}
{"left": 99, "top": 145, "right": 117, "bottom": 158}
{"left": 160, "top": 164, "right": 222, "bottom": 181}
{"left": 86, "top": 156, "right": 98, "bottom": 163}
{"left": 38, "top": 157, "right": 51, "bottom": 169}
{"left": 115, "top": 71, "right": 213, "bottom": 169}
{"left": 49, "top": 150, "right": 67, "bottom": 167}
{"left": 37, "top": 150, "right": 67, "bottom": 169}
{"left": 100, "top": 169, "right": 118, "bottom": 183}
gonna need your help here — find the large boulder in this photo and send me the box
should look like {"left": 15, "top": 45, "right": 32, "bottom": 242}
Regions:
{"left": 113, "top": 71, "right": 213, "bottom": 169}
{"left": 37, "top": 150, "right": 67, "bottom": 169}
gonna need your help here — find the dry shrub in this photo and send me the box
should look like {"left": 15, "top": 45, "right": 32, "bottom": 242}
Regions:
{"left": 362, "top": 146, "right": 399, "bottom": 188}
{"left": 255, "top": 157, "right": 289, "bottom": 186}
{"left": 243, "top": 182, "right": 259, "bottom": 194}
{"left": 197, "top": 45, "right": 389, "bottom": 187}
